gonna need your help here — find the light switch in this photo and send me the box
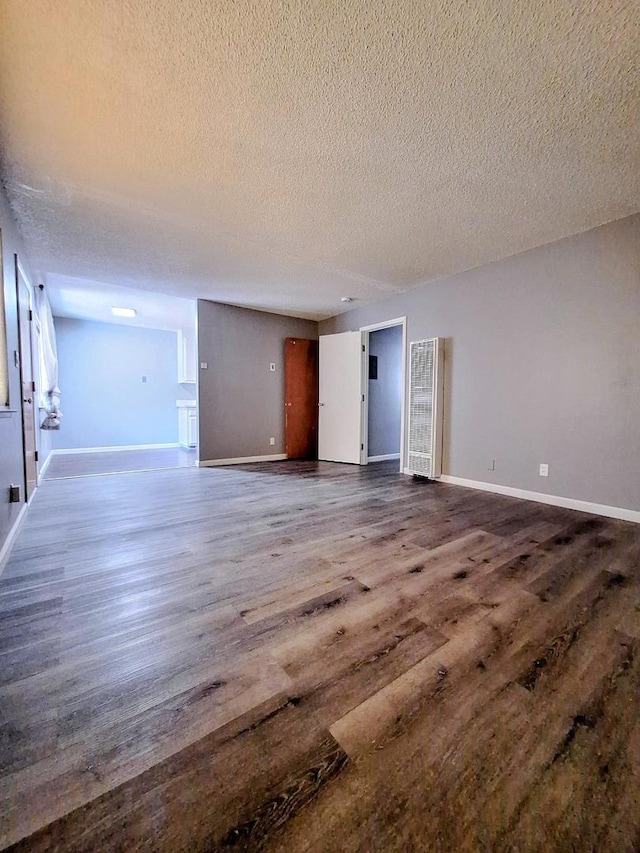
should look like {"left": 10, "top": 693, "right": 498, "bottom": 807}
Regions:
{"left": 200, "top": 362, "right": 208, "bottom": 369}
{"left": 269, "top": 363, "right": 276, "bottom": 372}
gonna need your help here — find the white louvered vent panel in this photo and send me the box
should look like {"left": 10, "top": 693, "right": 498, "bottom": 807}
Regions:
{"left": 407, "top": 338, "right": 443, "bottom": 478}
{"left": 408, "top": 451, "right": 432, "bottom": 477}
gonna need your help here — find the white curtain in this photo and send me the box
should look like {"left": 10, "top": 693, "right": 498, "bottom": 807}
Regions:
{"left": 36, "top": 287, "right": 62, "bottom": 429}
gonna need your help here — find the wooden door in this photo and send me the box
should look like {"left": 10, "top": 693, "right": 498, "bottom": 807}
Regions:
{"left": 284, "top": 338, "right": 318, "bottom": 459}
{"left": 318, "top": 331, "right": 364, "bottom": 464}
{"left": 16, "top": 263, "right": 38, "bottom": 500}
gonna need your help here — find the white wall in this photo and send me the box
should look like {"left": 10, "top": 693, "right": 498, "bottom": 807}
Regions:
{"left": 53, "top": 317, "right": 190, "bottom": 449}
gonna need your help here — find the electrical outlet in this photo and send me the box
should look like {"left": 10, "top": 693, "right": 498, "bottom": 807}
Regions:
{"left": 539, "top": 463, "right": 549, "bottom": 477}
{"left": 269, "top": 437, "right": 275, "bottom": 446}
{"left": 269, "top": 363, "right": 276, "bottom": 372}
{"left": 200, "top": 362, "right": 208, "bottom": 369}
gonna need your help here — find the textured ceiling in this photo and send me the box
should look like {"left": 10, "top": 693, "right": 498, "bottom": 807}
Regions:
{"left": 0, "top": 1, "right": 638, "bottom": 320}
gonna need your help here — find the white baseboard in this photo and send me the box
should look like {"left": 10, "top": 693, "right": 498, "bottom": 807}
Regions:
{"left": 38, "top": 451, "right": 53, "bottom": 477}
{"left": 198, "top": 454, "right": 287, "bottom": 467}
{"left": 368, "top": 453, "right": 401, "bottom": 462}
{"left": 52, "top": 443, "right": 180, "bottom": 455}
{"left": 0, "top": 504, "right": 28, "bottom": 575}
{"left": 437, "top": 474, "right": 640, "bottom": 524}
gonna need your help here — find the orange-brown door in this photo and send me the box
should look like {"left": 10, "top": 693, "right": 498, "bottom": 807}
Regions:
{"left": 16, "top": 261, "right": 38, "bottom": 501}
{"left": 285, "top": 338, "right": 318, "bottom": 459}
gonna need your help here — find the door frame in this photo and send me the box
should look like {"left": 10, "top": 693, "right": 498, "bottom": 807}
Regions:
{"left": 359, "top": 316, "right": 407, "bottom": 472}
{"left": 15, "top": 257, "right": 40, "bottom": 498}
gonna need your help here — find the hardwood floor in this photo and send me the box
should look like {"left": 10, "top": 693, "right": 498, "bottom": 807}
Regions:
{"left": 43, "top": 447, "right": 198, "bottom": 479}
{"left": 1, "top": 460, "right": 639, "bottom": 851}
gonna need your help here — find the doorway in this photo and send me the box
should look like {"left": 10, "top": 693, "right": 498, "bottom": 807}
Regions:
{"left": 365, "top": 324, "right": 403, "bottom": 463}
{"left": 40, "top": 280, "right": 199, "bottom": 480}
{"left": 361, "top": 318, "right": 406, "bottom": 472}
{"left": 316, "top": 318, "right": 406, "bottom": 470}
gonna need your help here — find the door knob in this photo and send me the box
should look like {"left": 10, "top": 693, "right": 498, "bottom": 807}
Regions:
{"left": 318, "top": 403, "right": 324, "bottom": 406}
{"left": 23, "top": 397, "right": 32, "bottom": 404}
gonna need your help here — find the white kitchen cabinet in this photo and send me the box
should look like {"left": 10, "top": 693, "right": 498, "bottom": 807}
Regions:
{"left": 177, "top": 402, "right": 197, "bottom": 448}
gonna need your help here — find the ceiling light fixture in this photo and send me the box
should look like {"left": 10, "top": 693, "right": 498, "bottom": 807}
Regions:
{"left": 341, "top": 297, "right": 354, "bottom": 303}
{"left": 111, "top": 307, "right": 137, "bottom": 318}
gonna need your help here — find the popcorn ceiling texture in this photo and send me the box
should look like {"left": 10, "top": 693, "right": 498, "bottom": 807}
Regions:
{"left": 0, "top": 1, "right": 638, "bottom": 318}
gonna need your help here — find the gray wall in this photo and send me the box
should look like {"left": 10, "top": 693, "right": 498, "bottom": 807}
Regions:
{"left": 321, "top": 215, "right": 640, "bottom": 513}
{"left": 197, "top": 301, "right": 317, "bottom": 462}
{"left": 368, "top": 325, "right": 402, "bottom": 458}
{"left": 53, "top": 317, "right": 190, "bottom": 449}
{"left": 0, "top": 188, "right": 36, "bottom": 549}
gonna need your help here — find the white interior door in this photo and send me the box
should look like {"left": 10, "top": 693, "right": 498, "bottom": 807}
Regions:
{"left": 318, "top": 331, "right": 363, "bottom": 464}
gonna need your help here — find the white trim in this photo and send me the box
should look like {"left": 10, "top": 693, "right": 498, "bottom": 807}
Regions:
{"left": 360, "top": 317, "right": 407, "bottom": 333}
{"left": 437, "top": 475, "right": 640, "bottom": 524}
{"left": 360, "top": 316, "right": 407, "bottom": 474}
{"left": 52, "top": 443, "right": 180, "bottom": 455}
{"left": 0, "top": 504, "right": 28, "bottom": 575}
{"left": 368, "top": 453, "right": 401, "bottom": 462}
{"left": 39, "top": 451, "right": 53, "bottom": 477}
{"left": 399, "top": 322, "right": 407, "bottom": 475}
{"left": 359, "top": 330, "right": 368, "bottom": 466}
{"left": 198, "top": 453, "right": 287, "bottom": 467}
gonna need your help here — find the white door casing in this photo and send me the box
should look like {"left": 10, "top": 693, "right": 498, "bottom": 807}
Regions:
{"left": 359, "top": 316, "right": 407, "bottom": 472}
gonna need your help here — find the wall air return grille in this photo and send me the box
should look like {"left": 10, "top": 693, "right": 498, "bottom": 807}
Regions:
{"left": 407, "top": 338, "right": 444, "bottom": 478}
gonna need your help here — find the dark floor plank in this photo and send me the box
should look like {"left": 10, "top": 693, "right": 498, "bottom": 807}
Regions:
{"left": 0, "top": 460, "right": 639, "bottom": 851}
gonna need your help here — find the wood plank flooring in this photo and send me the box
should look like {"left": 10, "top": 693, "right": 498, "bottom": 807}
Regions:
{"left": 1, "top": 460, "right": 639, "bottom": 851}
{"left": 43, "top": 447, "right": 197, "bottom": 480}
